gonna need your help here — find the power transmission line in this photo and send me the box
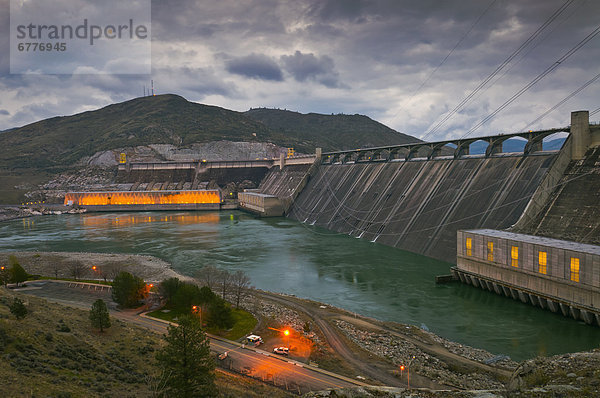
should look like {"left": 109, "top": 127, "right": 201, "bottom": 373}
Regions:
{"left": 462, "top": 24, "right": 600, "bottom": 138}
{"left": 421, "top": 0, "right": 576, "bottom": 141}
{"left": 390, "top": 0, "right": 498, "bottom": 120}
{"left": 524, "top": 71, "right": 600, "bottom": 130}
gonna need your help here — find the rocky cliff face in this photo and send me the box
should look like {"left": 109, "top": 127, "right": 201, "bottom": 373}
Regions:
{"left": 77, "top": 141, "right": 290, "bottom": 167}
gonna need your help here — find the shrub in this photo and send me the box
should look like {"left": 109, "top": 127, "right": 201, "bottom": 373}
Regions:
{"left": 9, "top": 297, "right": 28, "bottom": 319}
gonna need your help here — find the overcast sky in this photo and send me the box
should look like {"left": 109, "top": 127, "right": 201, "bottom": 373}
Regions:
{"left": 0, "top": 0, "right": 598, "bottom": 142}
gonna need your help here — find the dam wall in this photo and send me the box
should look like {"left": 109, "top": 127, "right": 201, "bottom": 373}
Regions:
{"left": 115, "top": 161, "right": 271, "bottom": 188}
{"left": 513, "top": 145, "right": 600, "bottom": 245}
{"left": 259, "top": 164, "right": 312, "bottom": 198}
{"left": 238, "top": 164, "right": 313, "bottom": 216}
{"left": 288, "top": 153, "right": 558, "bottom": 262}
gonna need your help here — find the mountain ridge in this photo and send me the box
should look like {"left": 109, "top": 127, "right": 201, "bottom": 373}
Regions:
{"left": 0, "top": 94, "right": 419, "bottom": 173}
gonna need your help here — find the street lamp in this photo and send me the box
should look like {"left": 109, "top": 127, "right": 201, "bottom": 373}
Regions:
{"left": 283, "top": 329, "right": 290, "bottom": 348}
{"left": 405, "top": 355, "right": 416, "bottom": 389}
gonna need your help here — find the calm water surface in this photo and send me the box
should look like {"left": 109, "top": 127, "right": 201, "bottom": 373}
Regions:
{"left": 1, "top": 211, "right": 598, "bottom": 361}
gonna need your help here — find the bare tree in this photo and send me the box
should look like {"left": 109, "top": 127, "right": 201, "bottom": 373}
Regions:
{"left": 99, "top": 262, "right": 122, "bottom": 282}
{"left": 195, "top": 265, "right": 220, "bottom": 291}
{"left": 50, "top": 262, "right": 61, "bottom": 279}
{"left": 68, "top": 260, "right": 86, "bottom": 280}
{"left": 218, "top": 269, "right": 231, "bottom": 300}
{"left": 230, "top": 270, "right": 251, "bottom": 308}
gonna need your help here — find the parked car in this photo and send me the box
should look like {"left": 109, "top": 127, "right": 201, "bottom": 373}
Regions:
{"left": 273, "top": 347, "right": 289, "bottom": 356}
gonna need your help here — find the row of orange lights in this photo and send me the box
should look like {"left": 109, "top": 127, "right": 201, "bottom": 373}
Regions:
{"left": 64, "top": 190, "right": 221, "bottom": 206}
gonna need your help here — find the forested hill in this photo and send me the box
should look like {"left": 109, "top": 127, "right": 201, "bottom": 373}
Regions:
{"left": 0, "top": 94, "right": 420, "bottom": 173}
{"left": 245, "top": 108, "right": 420, "bottom": 152}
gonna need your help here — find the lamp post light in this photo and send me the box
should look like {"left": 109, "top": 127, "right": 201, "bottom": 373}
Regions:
{"left": 283, "top": 329, "right": 290, "bottom": 348}
{"left": 406, "top": 355, "right": 416, "bottom": 389}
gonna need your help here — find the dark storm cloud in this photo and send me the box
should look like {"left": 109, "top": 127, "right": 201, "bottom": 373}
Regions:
{"left": 151, "top": 0, "right": 287, "bottom": 41}
{"left": 1, "top": 0, "right": 599, "bottom": 138}
{"left": 280, "top": 51, "right": 342, "bottom": 88}
{"left": 225, "top": 53, "right": 283, "bottom": 81}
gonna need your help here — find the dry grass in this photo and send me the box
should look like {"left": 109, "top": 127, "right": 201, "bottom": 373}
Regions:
{"left": 0, "top": 288, "right": 292, "bottom": 397}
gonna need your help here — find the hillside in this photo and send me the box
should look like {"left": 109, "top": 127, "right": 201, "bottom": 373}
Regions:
{"left": 245, "top": 108, "right": 420, "bottom": 151}
{"left": 1, "top": 95, "right": 420, "bottom": 174}
{"left": 0, "top": 95, "right": 278, "bottom": 173}
{"left": 0, "top": 288, "right": 290, "bottom": 397}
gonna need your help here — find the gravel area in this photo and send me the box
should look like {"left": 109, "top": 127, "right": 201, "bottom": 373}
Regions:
{"left": 238, "top": 291, "right": 321, "bottom": 344}
{"left": 334, "top": 319, "right": 506, "bottom": 390}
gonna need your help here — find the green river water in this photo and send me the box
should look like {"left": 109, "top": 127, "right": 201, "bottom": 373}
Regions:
{"left": 1, "top": 210, "right": 598, "bottom": 361}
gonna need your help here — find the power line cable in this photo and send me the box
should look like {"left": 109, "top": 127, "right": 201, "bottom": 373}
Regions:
{"left": 461, "top": 24, "right": 600, "bottom": 138}
{"left": 421, "top": 0, "right": 576, "bottom": 141}
{"left": 524, "top": 71, "right": 600, "bottom": 130}
{"left": 390, "top": 0, "right": 498, "bottom": 119}
{"left": 455, "top": 0, "right": 587, "bottom": 117}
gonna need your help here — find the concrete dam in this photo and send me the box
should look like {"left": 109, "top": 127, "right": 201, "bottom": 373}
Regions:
{"left": 286, "top": 152, "right": 556, "bottom": 262}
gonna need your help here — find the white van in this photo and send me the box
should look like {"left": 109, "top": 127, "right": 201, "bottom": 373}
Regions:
{"left": 246, "top": 335, "right": 263, "bottom": 346}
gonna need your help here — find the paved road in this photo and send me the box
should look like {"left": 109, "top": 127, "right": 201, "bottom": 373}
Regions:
{"left": 16, "top": 280, "right": 362, "bottom": 395}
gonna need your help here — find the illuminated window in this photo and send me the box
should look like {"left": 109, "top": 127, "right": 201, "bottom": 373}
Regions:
{"left": 570, "top": 257, "right": 580, "bottom": 282}
{"left": 487, "top": 241, "right": 494, "bottom": 262}
{"left": 511, "top": 246, "right": 519, "bottom": 267}
{"left": 538, "top": 251, "right": 547, "bottom": 274}
{"left": 466, "top": 238, "right": 472, "bottom": 256}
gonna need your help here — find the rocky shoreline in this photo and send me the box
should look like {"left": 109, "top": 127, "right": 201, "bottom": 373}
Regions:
{"left": 0, "top": 251, "right": 192, "bottom": 283}
{"left": 0, "top": 205, "right": 86, "bottom": 223}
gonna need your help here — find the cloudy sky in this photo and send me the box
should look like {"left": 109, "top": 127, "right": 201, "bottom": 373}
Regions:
{"left": 0, "top": 0, "right": 598, "bottom": 142}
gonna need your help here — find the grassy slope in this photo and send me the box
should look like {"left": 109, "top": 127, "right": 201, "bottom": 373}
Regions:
{"left": 0, "top": 289, "right": 290, "bottom": 398}
{"left": 244, "top": 108, "right": 421, "bottom": 151}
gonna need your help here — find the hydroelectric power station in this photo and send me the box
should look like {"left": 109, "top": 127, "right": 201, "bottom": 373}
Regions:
{"left": 65, "top": 110, "right": 600, "bottom": 325}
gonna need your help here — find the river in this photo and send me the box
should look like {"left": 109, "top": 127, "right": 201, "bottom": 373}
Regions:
{"left": 1, "top": 210, "right": 598, "bottom": 361}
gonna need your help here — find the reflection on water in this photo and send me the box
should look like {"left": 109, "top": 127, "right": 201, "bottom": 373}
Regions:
{"left": 0, "top": 210, "right": 598, "bottom": 361}
{"left": 82, "top": 213, "right": 220, "bottom": 227}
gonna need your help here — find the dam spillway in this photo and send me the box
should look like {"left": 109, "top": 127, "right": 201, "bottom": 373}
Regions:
{"left": 287, "top": 153, "right": 557, "bottom": 262}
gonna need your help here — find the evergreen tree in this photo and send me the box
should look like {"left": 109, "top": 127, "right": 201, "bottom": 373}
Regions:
{"left": 9, "top": 256, "right": 28, "bottom": 287}
{"left": 156, "top": 315, "right": 216, "bottom": 398}
{"left": 172, "top": 282, "right": 201, "bottom": 313}
{"left": 9, "top": 297, "right": 27, "bottom": 319}
{"left": 158, "top": 277, "right": 181, "bottom": 304}
{"left": 207, "top": 298, "right": 233, "bottom": 329}
{"left": 111, "top": 271, "right": 147, "bottom": 308}
{"left": 89, "top": 299, "right": 111, "bottom": 332}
